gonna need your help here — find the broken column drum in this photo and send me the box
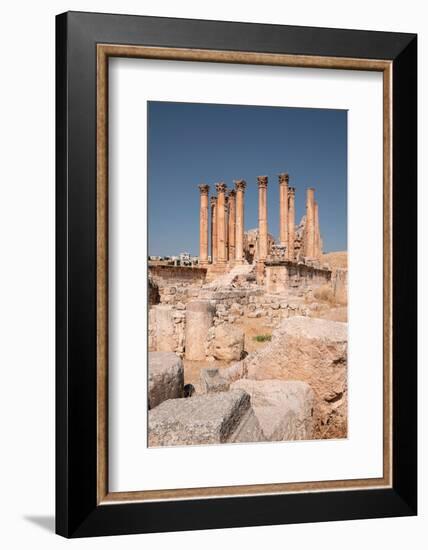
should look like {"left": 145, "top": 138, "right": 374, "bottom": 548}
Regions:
{"left": 185, "top": 300, "right": 215, "bottom": 360}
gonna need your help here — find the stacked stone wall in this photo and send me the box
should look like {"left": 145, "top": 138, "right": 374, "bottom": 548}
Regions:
{"left": 149, "top": 265, "right": 207, "bottom": 284}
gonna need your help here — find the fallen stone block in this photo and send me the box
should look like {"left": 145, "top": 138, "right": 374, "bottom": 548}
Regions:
{"left": 244, "top": 316, "right": 347, "bottom": 436}
{"left": 148, "top": 352, "right": 184, "bottom": 410}
{"left": 231, "top": 379, "right": 315, "bottom": 441}
{"left": 200, "top": 367, "right": 230, "bottom": 393}
{"left": 148, "top": 390, "right": 265, "bottom": 446}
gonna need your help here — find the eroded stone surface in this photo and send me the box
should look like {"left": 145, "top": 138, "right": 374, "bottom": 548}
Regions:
{"left": 148, "top": 389, "right": 265, "bottom": 446}
{"left": 231, "top": 379, "right": 314, "bottom": 441}
{"left": 148, "top": 352, "right": 184, "bottom": 410}
{"left": 243, "top": 316, "right": 347, "bottom": 435}
{"left": 200, "top": 367, "right": 230, "bottom": 393}
{"left": 207, "top": 324, "right": 245, "bottom": 361}
{"left": 149, "top": 305, "right": 176, "bottom": 352}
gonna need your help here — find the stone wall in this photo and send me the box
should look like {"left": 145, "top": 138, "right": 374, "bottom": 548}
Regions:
{"left": 265, "top": 261, "right": 331, "bottom": 294}
{"left": 149, "top": 266, "right": 206, "bottom": 307}
{"left": 149, "top": 265, "right": 207, "bottom": 285}
{"left": 149, "top": 304, "right": 186, "bottom": 356}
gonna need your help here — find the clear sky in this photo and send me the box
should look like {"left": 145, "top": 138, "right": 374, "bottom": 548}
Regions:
{"left": 148, "top": 101, "right": 347, "bottom": 256}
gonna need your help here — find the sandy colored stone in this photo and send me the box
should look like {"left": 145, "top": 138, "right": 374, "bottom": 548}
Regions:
{"left": 208, "top": 324, "right": 245, "bottom": 362}
{"left": 333, "top": 268, "right": 348, "bottom": 305}
{"left": 185, "top": 300, "right": 215, "bottom": 360}
{"left": 244, "top": 316, "right": 347, "bottom": 435}
{"left": 231, "top": 379, "right": 314, "bottom": 441}
{"left": 288, "top": 187, "right": 296, "bottom": 260}
{"left": 148, "top": 352, "right": 184, "bottom": 410}
{"left": 198, "top": 184, "right": 209, "bottom": 265}
{"left": 148, "top": 389, "right": 265, "bottom": 446}
{"left": 150, "top": 304, "right": 176, "bottom": 352}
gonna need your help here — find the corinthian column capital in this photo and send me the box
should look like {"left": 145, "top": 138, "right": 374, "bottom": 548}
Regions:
{"left": 257, "top": 175, "right": 268, "bottom": 188}
{"left": 198, "top": 183, "right": 210, "bottom": 195}
{"left": 234, "top": 179, "right": 246, "bottom": 192}
{"left": 215, "top": 182, "right": 227, "bottom": 194}
{"left": 278, "top": 172, "right": 289, "bottom": 185}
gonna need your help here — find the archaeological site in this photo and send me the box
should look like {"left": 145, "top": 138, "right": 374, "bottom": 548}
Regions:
{"left": 148, "top": 173, "right": 348, "bottom": 447}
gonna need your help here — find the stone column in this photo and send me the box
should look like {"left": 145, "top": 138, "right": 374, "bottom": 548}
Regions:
{"left": 198, "top": 184, "right": 209, "bottom": 266}
{"left": 228, "top": 189, "right": 236, "bottom": 265}
{"left": 210, "top": 196, "right": 217, "bottom": 264}
{"left": 234, "top": 180, "right": 246, "bottom": 264}
{"left": 215, "top": 182, "right": 227, "bottom": 264}
{"left": 288, "top": 187, "right": 296, "bottom": 261}
{"left": 257, "top": 176, "right": 268, "bottom": 284}
{"left": 278, "top": 173, "right": 289, "bottom": 248}
{"left": 314, "top": 200, "right": 321, "bottom": 259}
{"left": 305, "top": 187, "right": 315, "bottom": 258}
{"left": 257, "top": 176, "right": 268, "bottom": 261}
{"left": 225, "top": 194, "right": 229, "bottom": 261}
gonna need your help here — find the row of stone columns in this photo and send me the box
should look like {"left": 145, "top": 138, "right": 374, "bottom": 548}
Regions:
{"left": 199, "top": 180, "right": 247, "bottom": 266}
{"left": 278, "top": 173, "right": 296, "bottom": 261}
{"left": 199, "top": 174, "right": 307, "bottom": 267}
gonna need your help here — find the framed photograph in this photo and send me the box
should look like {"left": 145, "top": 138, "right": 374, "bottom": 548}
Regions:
{"left": 56, "top": 11, "right": 417, "bottom": 537}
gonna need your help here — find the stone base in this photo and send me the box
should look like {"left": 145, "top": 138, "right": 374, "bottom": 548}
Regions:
{"left": 205, "top": 262, "right": 229, "bottom": 281}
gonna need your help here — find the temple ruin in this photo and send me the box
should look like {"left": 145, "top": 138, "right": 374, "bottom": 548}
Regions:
{"left": 199, "top": 173, "right": 330, "bottom": 288}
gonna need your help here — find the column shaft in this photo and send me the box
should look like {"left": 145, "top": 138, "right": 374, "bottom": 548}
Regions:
{"left": 198, "top": 184, "right": 210, "bottom": 265}
{"left": 225, "top": 195, "right": 229, "bottom": 261}
{"left": 210, "top": 196, "right": 217, "bottom": 263}
{"left": 314, "top": 200, "right": 321, "bottom": 259}
{"left": 288, "top": 187, "right": 296, "bottom": 261}
{"left": 257, "top": 176, "right": 268, "bottom": 261}
{"left": 228, "top": 190, "right": 236, "bottom": 264}
{"left": 215, "top": 182, "right": 227, "bottom": 264}
{"left": 234, "top": 180, "right": 246, "bottom": 264}
{"left": 305, "top": 188, "right": 315, "bottom": 258}
{"left": 278, "top": 173, "right": 289, "bottom": 247}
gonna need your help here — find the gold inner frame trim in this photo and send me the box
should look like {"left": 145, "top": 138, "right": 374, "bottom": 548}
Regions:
{"left": 96, "top": 44, "right": 393, "bottom": 505}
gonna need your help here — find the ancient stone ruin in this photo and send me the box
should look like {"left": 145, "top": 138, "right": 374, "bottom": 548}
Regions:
{"left": 148, "top": 172, "right": 348, "bottom": 446}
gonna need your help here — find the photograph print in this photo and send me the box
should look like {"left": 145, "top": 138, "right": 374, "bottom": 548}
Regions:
{"left": 147, "top": 101, "right": 348, "bottom": 447}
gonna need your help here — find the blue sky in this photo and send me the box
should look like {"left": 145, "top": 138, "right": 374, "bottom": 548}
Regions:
{"left": 148, "top": 101, "right": 347, "bottom": 256}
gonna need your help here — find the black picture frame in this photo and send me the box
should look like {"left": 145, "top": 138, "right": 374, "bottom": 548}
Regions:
{"left": 56, "top": 11, "right": 417, "bottom": 538}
